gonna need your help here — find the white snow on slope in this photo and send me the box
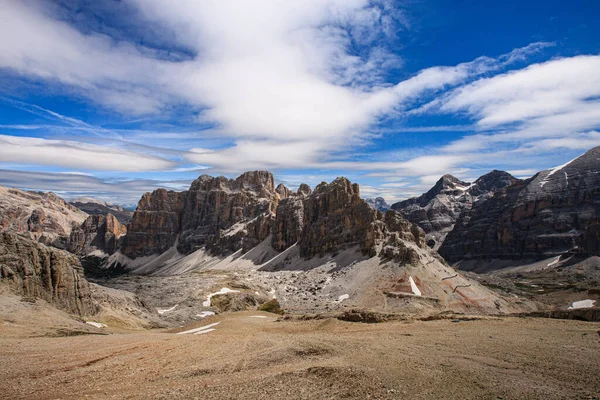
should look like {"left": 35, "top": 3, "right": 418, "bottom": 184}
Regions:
{"left": 194, "top": 328, "right": 216, "bottom": 335}
{"left": 540, "top": 154, "right": 582, "bottom": 188}
{"left": 568, "top": 299, "right": 596, "bottom": 310}
{"left": 337, "top": 294, "right": 350, "bottom": 302}
{"left": 157, "top": 304, "right": 179, "bottom": 314}
{"left": 196, "top": 311, "right": 216, "bottom": 318}
{"left": 409, "top": 276, "right": 422, "bottom": 296}
{"left": 86, "top": 321, "right": 107, "bottom": 328}
{"left": 202, "top": 288, "right": 239, "bottom": 307}
{"left": 547, "top": 256, "right": 561, "bottom": 267}
{"left": 177, "top": 322, "right": 221, "bottom": 335}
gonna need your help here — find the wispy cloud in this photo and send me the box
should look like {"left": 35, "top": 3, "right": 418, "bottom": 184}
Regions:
{"left": 0, "top": 1, "right": 597, "bottom": 204}
{"left": 0, "top": 135, "right": 174, "bottom": 171}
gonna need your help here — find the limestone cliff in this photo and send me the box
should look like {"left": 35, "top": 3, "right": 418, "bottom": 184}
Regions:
{"left": 68, "top": 214, "right": 127, "bottom": 256}
{"left": 121, "top": 171, "right": 279, "bottom": 258}
{"left": 0, "top": 232, "right": 97, "bottom": 315}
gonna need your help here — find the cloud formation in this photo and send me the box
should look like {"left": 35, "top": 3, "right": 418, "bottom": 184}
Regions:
{"left": 0, "top": 1, "right": 599, "bottom": 203}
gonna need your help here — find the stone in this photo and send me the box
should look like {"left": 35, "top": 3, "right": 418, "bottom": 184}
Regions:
{"left": 121, "top": 171, "right": 279, "bottom": 258}
{"left": 68, "top": 213, "right": 127, "bottom": 256}
{"left": 0, "top": 232, "right": 97, "bottom": 315}
{"left": 297, "top": 183, "right": 312, "bottom": 196}
{"left": 0, "top": 185, "right": 88, "bottom": 249}
{"left": 276, "top": 183, "right": 292, "bottom": 200}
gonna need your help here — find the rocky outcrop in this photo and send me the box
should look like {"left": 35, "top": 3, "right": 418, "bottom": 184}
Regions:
{"left": 69, "top": 197, "right": 134, "bottom": 224}
{"left": 440, "top": 147, "right": 600, "bottom": 263}
{"left": 121, "top": 189, "right": 186, "bottom": 258}
{"left": 68, "top": 214, "right": 127, "bottom": 256}
{"left": 275, "top": 183, "right": 292, "bottom": 200}
{"left": 297, "top": 183, "right": 312, "bottom": 196}
{"left": 0, "top": 232, "right": 97, "bottom": 315}
{"left": 272, "top": 177, "right": 425, "bottom": 261}
{"left": 299, "top": 179, "right": 377, "bottom": 257}
{"left": 121, "top": 171, "right": 279, "bottom": 258}
{"left": 272, "top": 195, "right": 305, "bottom": 251}
{"left": 365, "top": 197, "right": 390, "bottom": 212}
{"left": 0, "top": 186, "right": 88, "bottom": 249}
{"left": 392, "top": 171, "right": 519, "bottom": 250}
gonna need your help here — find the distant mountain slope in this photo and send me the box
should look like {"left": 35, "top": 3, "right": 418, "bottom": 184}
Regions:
{"left": 440, "top": 146, "right": 600, "bottom": 264}
{"left": 70, "top": 197, "right": 134, "bottom": 224}
{"left": 365, "top": 197, "right": 390, "bottom": 212}
{"left": 0, "top": 186, "right": 88, "bottom": 249}
{"left": 391, "top": 171, "right": 519, "bottom": 250}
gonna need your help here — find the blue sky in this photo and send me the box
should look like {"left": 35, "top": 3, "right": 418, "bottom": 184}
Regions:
{"left": 1, "top": 0, "right": 599, "bottom": 205}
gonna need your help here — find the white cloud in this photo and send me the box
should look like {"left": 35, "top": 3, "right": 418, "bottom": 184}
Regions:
{"left": 0, "top": 135, "right": 174, "bottom": 171}
{"left": 0, "top": 1, "right": 597, "bottom": 203}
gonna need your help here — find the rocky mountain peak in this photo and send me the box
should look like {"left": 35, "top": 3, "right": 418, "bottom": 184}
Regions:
{"left": 122, "top": 171, "right": 278, "bottom": 258}
{"left": 235, "top": 170, "right": 275, "bottom": 192}
{"left": 68, "top": 213, "right": 127, "bottom": 256}
{"left": 437, "top": 173, "right": 469, "bottom": 190}
{"left": 297, "top": 183, "right": 312, "bottom": 196}
{"left": 441, "top": 146, "right": 600, "bottom": 264}
{"left": 275, "top": 183, "right": 292, "bottom": 200}
{"left": 314, "top": 177, "right": 359, "bottom": 197}
{"left": 470, "top": 170, "right": 520, "bottom": 197}
{"left": 365, "top": 197, "right": 390, "bottom": 212}
{"left": 391, "top": 170, "right": 519, "bottom": 251}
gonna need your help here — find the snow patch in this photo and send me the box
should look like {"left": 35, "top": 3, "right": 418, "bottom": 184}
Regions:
{"left": 547, "top": 256, "right": 560, "bottom": 267}
{"left": 409, "top": 276, "right": 422, "bottom": 296}
{"left": 157, "top": 304, "right": 179, "bottom": 314}
{"left": 86, "top": 321, "right": 107, "bottom": 328}
{"left": 540, "top": 154, "right": 582, "bottom": 187}
{"left": 202, "top": 288, "right": 239, "bottom": 307}
{"left": 249, "top": 315, "right": 269, "bottom": 319}
{"left": 568, "top": 299, "right": 596, "bottom": 310}
{"left": 337, "top": 294, "right": 350, "bottom": 302}
{"left": 194, "top": 328, "right": 215, "bottom": 335}
{"left": 196, "top": 311, "right": 216, "bottom": 319}
{"left": 177, "top": 322, "right": 220, "bottom": 335}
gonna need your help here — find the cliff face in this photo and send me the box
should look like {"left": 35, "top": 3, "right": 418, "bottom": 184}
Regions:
{"left": 121, "top": 189, "right": 186, "bottom": 258}
{"left": 119, "top": 172, "right": 426, "bottom": 267}
{"left": 68, "top": 214, "right": 127, "bottom": 256}
{"left": 0, "top": 186, "right": 88, "bottom": 249}
{"left": 0, "top": 232, "right": 97, "bottom": 315}
{"left": 391, "top": 171, "right": 519, "bottom": 250}
{"left": 272, "top": 177, "right": 425, "bottom": 261}
{"left": 121, "top": 171, "right": 279, "bottom": 258}
{"left": 440, "top": 147, "right": 600, "bottom": 262}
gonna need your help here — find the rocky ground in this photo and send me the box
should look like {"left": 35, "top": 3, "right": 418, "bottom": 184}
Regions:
{"left": 461, "top": 255, "right": 600, "bottom": 311}
{"left": 1, "top": 312, "right": 599, "bottom": 400}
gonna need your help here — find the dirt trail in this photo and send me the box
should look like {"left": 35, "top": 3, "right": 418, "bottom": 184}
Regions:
{"left": 1, "top": 313, "right": 599, "bottom": 399}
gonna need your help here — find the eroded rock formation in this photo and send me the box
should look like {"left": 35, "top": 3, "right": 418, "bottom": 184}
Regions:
{"left": 272, "top": 177, "right": 425, "bottom": 261}
{"left": 0, "top": 232, "right": 97, "bottom": 315}
{"left": 68, "top": 214, "right": 127, "bottom": 256}
{"left": 0, "top": 186, "right": 88, "bottom": 249}
{"left": 121, "top": 171, "right": 279, "bottom": 258}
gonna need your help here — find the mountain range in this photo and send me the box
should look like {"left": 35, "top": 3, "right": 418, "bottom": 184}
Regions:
{"left": 1, "top": 147, "right": 600, "bottom": 326}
